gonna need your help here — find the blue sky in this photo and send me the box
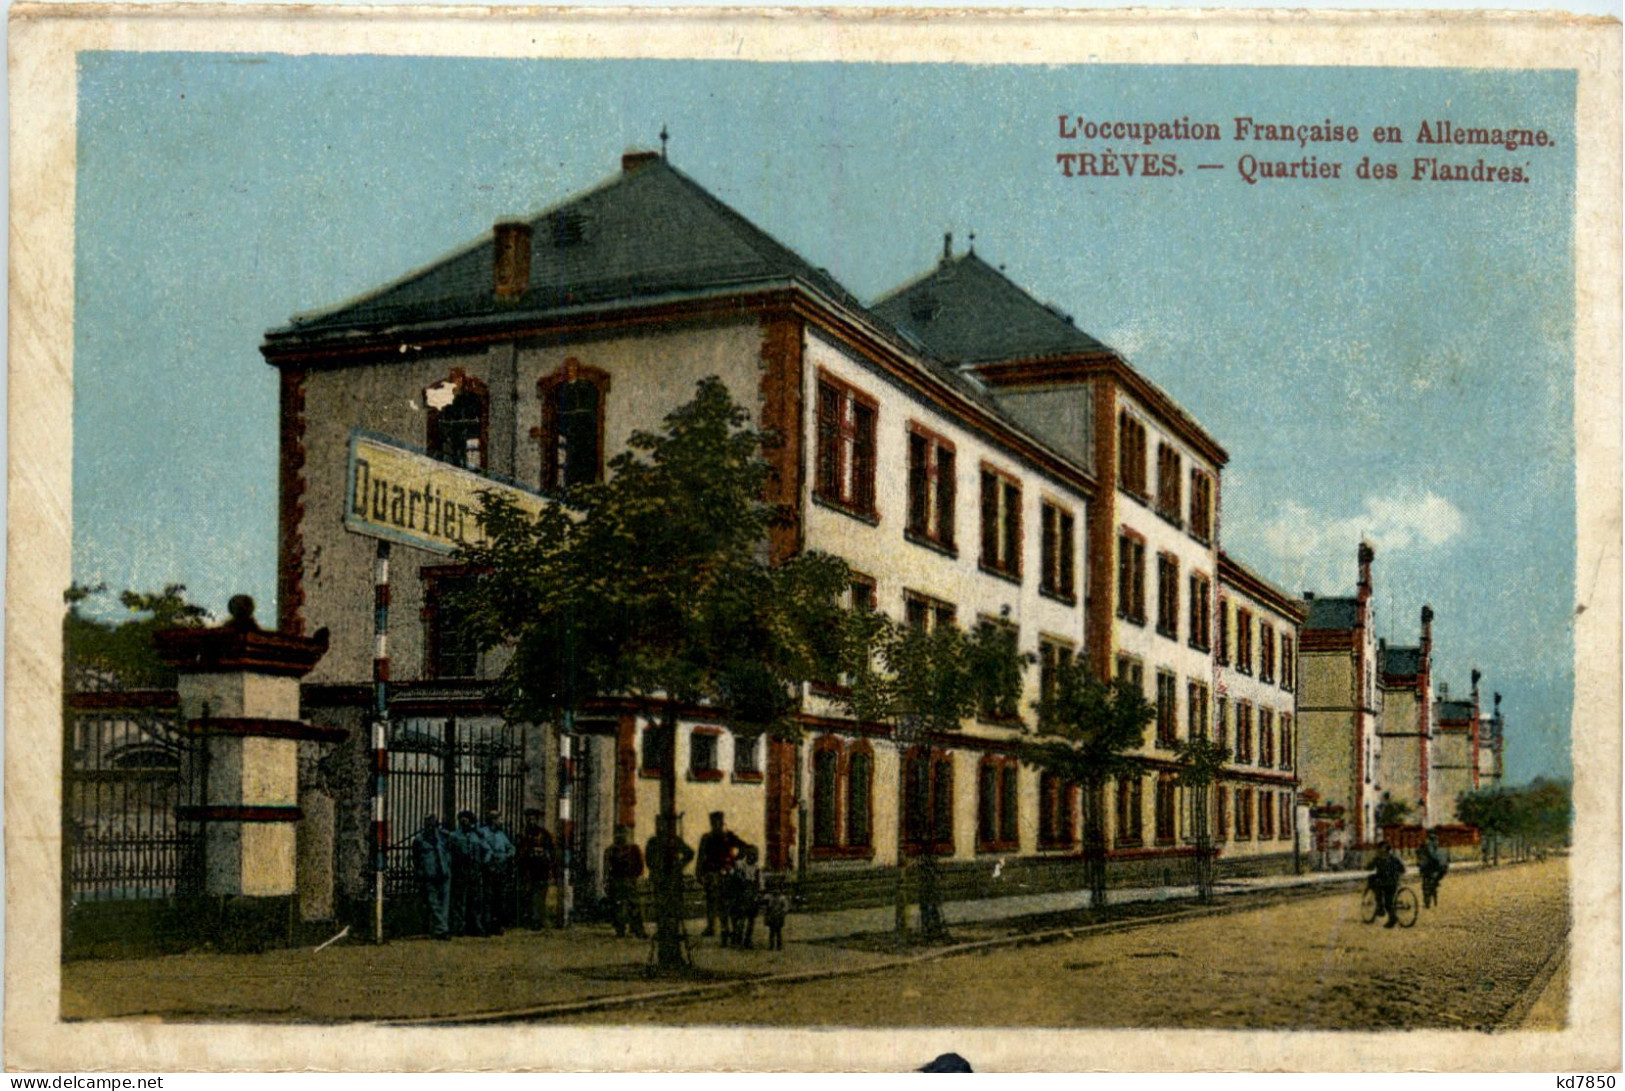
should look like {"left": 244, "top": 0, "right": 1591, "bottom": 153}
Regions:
{"left": 73, "top": 54, "right": 1575, "bottom": 782}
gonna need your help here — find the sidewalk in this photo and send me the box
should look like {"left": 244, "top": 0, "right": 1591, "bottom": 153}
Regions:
{"left": 60, "top": 864, "right": 1409, "bottom": 1024}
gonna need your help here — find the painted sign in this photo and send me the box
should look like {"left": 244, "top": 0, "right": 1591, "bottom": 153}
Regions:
{"left": 344, "top": 430, "right": 550, "bottom": 554}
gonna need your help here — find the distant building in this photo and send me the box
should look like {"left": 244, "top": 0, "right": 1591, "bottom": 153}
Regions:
{"left": 1376, "top": 605, "right": 1435, "bottom": 826}
{"left": 1297, "top": 543, "right": 1383, "bottom": 848}
{"left": 1431, "top": 673, "right": 1482, "bottom": 824}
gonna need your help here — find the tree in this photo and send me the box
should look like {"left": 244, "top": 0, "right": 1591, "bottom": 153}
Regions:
{"left": 63, "top": 583, "right": 210, "bottom": 690}
{"left": 836, "top": 613, "right": 1030, "bottom": 940}
{"left": 1172, "top": 734, "right": 1231, "bottom": 903}
{"left": 1019, "top": 655, "right": 1154, "bottom": 908}
{"left": 1374, "top": 793, "right": 1413, "bottom": 830}
{"left": 459, "top": 377, "right": 850, "bottom": 971}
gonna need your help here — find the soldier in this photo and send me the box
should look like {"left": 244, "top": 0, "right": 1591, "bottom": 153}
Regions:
{"left": 516, "top": 808, "right": 557, "bottom": 930}
{"left": 1368, "top": 840, "right": 1407, "bottom": 928}
{"left": 410, "top": 814, "right": 452, "bottom": 940}
{"left": 448, "top": 809, "right": 491, "bottom": 937}
{"left": 603, "top": 825, "right": 647, "bottom": 938}
{"left": 1418, "top": 829, "right": 1449, "bottom": 909}
{"left": 696, "top": 811, "right": 746, "bottom": 937}
{"left": 479, "top": 809, "right": 517, "bottom": 934}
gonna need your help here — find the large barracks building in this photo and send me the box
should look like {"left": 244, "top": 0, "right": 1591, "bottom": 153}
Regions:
{"left": 259, "top": 150, "right": 1416, "bottom": 925}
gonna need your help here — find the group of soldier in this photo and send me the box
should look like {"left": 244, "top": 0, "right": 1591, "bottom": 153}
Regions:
{"left": 410, "top": 808, "right": 556, "bottom": 939}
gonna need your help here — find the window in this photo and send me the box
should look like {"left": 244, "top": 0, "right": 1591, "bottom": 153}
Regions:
{"left": 977, "top": 618, "right": 1021, "bottom": 722}
{"left": 538, "top": 360, "right": 610, "bottom": 491}
{"left": 1156, "top": 670, "right": 1179, "bottom": 748}
{"left": 1156, "top": 553, "right": 1181, "bottom": 639}
{"left": 640, "top": 723, "right": 671, "bottom": 777}
{"left": 1260, "top": 623, "right": 1276, "bottom": 683}
{"left": 425, "top": 573, "right": 480, "bottom": 679}
{"left": 1187, "top": 680, "right": 1210, "bottom": 740}
{"left": 1118, "top": 411, "right": 1148, "bottom": 498}
{"left": 814, "top": 374, "right": 878, "bottom": 518}
{"left": 1038, "top": 773, "right": 1078, "bottom": 848}
{"left": 1236, "top": 701, "right": 1254, "bottom": 764}
{"left": 811, "top": 736, "right": 875, "bottom": 856}
{"left": 1259, "top": 789, "right": 1275, "bottom": 839}
{"left": 689, "top": 728, "right": 722, "bottom": 781}
{"left": 1115, "top": 654, "right": 1145, "bottom": 696}
{"left": 977, "top": 755, "right": 1020, "bottom": 850}
{"left": 1259, "top": 707, "right": 1275, "bottom": 768}
{"left": 1279, "top": 714, "right": 1293, "bottom": 771}
{"left": 1156, "top": 443, "right": 1183, "bottom": 525}
{"left": 1236, "top": 609, "right": 1254, "bottom": 674}
{"left": 1117, "top": 532, "right": 1147, "bottom": 624}
{"left": 1215, "top": 785, "right": 1230, "bottom": 841}
{"left": 1190, "top": 469, "right": 1214, "bottom": 543}
{"left": 1040, "top": 501, "right": 1077, "bottom": 602}
{"left": 979, "top": 465, "right": 1022, "bottom": 579}
{"left": 1215, "top": 695, "right": 1229, "bottom": 751}
{"left": 1115, "top": 774, "right": 1144, "bottom": 846}
{"left": 904, "top": 590, "right": 956, "bottom": 632}
{"left": 1279, "top": 793, "right": 1294, "bottom": 840}
{"left": 1280, "top": 635, "right": 1295, "bottom": 691}
{"left": 734, "top": 734, "right": 762, "bottom": 778}
{"left": 1216, "top": 598, "right": 1231, "bottom": 665}
{"left": 906, "top": 425, "right": 956, "bottom": 551}
{"left": 850, "top": 573, "right": 878, "bottom": 613}
{"left": 904, "top": 748, "right": 955, "bottom": 854}
{"left": 1039, "top": 638, "right": 1075, "bottom": 712}
{"left": 1155, "top": 776, "right": 1177, "bottom": 844}
{"left": 1188, "top": 573, "right": 1212, "bottom": 651}
{"left": 1236, "top": 787, "right": 1254, "bottom": 839}
{"left": 426, "top": 379, "right": 487, "bottom": 470}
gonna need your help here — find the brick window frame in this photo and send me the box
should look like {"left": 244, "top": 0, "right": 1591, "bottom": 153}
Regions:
{"left": 1038, "top": 772, "right": 1079, "bottom": 849}
{"left": 1039, "top": 498, "right": 1078, "bottom": 604}
{"left": 1156, "top": 442, "right": 1183, "bottom": 527}
{"left": 425, "top": 370, "right": 490, "bottom": 472}
{"left": 536, "top": 358, "right": 610, "bottom": 491}
{"left": 978, "top": 462, "right": 1023, "bottom": 581}
{"left": 1280, "top": 635, "right": 1295, "bottom": 691}
{"left": 688, "top": 726, "right": 724, "bottom": 782}
{"left": 1155, "top": 669, "right": 1179, "bottom": 749}
{"left": 1188, "top": 571, "right": 1212, "bottom": 651}
{"left": 1156, "top": 551, "right": 1181, "bottom": 639}
{"left": 1116, "top": 528, "right": 1147, "bottom": 625}
{"left": 1279, "top": 714, "right": 1294, "bottom": 771}
{"left": 1187, "top": 680, "right": 1210, "bottom": 740}
{"left": 1279, "top": 792, "right": 1294, "bottom": 840}
{"left": 905, "top": 422, "right": 957, "bottom": 555}
{"left": 903, "top": 746, "right": 956, "bottom": 856}
{"left": 1189, "top": 468, "right": 1214, "bottom": 544}
{"left": 1260, "top": 622, "right": 1276, "bottom": 683}
{"left": 976, "top": 754, "right": 1021, "bottom": 852}
{"left": 1236, "top": 609, "right": 1255, "bottom": 675}
{"left": 1117, "top": 411, "right": 1148, "bottom": 501}
{"left": 1259, "top": 788, "right": 1275, "bottom": 839}
{"left": 1216, "top": 598, "right": 1231, "bottom": 665}
{"left": 1038, "top": 636, "right": 1076, "bottom": 714}
{"left": 1236, "top": 786, "right": 1254, "bottom": 840}
{"left": 813, "top": 370, "right": 879, "bottom": 522}
{"left": 1115, "top": 773, "right": 1144, "bottom": 847}
{"left": 904, "top": 589, "right": 957, "bottom": 632}
{"left": 1259, "top": 707, "right": 1275, "bottom": 768}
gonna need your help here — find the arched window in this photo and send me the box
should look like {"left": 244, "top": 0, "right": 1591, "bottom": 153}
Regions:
{"left": 812, "top": 742, "right": 840, "bottom": 849}
{"left": 426, "top": 374, "right": 488, "bottom": 470}
{"left": 903, "top": 747, "right": 956, "bottom": 854}
{"left": 538, "top": 359, "right": 610, "bottom": 491}
{"left": 846, "top": 745, "right": 873, "bottom": 848}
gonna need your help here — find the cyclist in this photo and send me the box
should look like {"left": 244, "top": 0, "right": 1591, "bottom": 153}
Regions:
{"left": 1367, "top": 840, "right": 1406, "bottom": 928}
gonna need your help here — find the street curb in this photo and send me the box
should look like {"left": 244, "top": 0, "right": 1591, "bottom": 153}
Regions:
{"left": 1497, "top": 928, "right": 1570, "bottom": 1031}
{"left": 391, "top": 872, "right": 1375, "bottom": 1026}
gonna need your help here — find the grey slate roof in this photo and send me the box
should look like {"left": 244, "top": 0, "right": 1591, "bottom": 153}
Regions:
{"left": 1437, "top": 699, "right": 1475, "bottom": 721}
{"left": 268, "top": 157, "right": 868, "bottom": 340}
{"left": 1303, "top": 596, "right": 1360, "bottom": 631}
{"left": 1381, "top": 645, "right": 1423, "bottom": 677}
{"left": 872, "top": 253, "right": 1111, "bottom": 366}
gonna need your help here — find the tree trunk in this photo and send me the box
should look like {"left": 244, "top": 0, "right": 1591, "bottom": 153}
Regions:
{"left": 1082, "top": 783, "right": 1108, "bottom": 909}
{"left": 654, "top": 707, "right": 688, "bottom": 970}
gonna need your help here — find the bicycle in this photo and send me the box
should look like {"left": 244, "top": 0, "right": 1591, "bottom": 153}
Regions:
{"left": 1360, "top": 882, "right": 1419, "bottom": 928}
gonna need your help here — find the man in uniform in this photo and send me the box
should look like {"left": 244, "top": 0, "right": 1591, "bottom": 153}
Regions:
{"left": 479, "top": 809, "right": 517, "bottom": 934}
{"left": 603, "top": 825, "right": 647, "bottom": 938}
{"left": 448, "top": 809, "right": 491, "bottom": 937}
{"left": 411, "top": 813, "right": 452, "bottom": 940}
{"left": 696, "top": 811, "right": 746, "bottom": 937}
{"left": 1368, "top": 840, "right": 1407, "bottom": 928}
{"left": 515, "top": 808, "right": 557, "bottom": 930}
{"left": 1418, "top": 829, "right": 1449, "bottom": 909}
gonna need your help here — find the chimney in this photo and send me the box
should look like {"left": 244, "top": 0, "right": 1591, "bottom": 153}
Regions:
{"left": 492, "top": 219, "right": 533, "bottom": 301}
{"left": 1420, "top": 604, "right": 1434, "bottom": 660}
{"left": 622, "top": 150, "right": 660, "bottom": 173}
{"left": 1471, "top": 667, "right": 1482, "bottom": 694}
{"left": 1356, "top": 541, "right": 1375, "bottom": 600}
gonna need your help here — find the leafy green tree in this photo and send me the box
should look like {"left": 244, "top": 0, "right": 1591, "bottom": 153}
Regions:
{"left": 63, "top": 583, "right": 210, "bottom": 689}
{"left": 1374, "top": 793, "right": 1413, "bottom": 830}
{"left": 835, "top": 612, "right": 1029, "bottom": 939}
{"left": 1019, "top": 655, "right": 1154, "bottom": 908}
{"left": 459, "top": 377, "right": 850, "bottom": 970}
{"left": 1173, "top": 735, "right": 1231, "bottom": 902}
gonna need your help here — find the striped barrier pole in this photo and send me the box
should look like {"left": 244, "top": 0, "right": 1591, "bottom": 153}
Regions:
{"left": 558, "top": 708, "right": 575, "bottom": 927}
{"left": 372, "top": 540, "right": 391, "bottom": 945}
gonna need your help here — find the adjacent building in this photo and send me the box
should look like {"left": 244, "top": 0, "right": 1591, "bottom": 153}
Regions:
{"left": 1376, "top": 606, "right": 1436, "bottom": 826}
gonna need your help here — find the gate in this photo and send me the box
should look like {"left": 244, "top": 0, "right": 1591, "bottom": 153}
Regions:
{"left": 383, "top": 716, "right": 529, "bottom": 931}
{"left": 63, "top": 688, "right": 203, "bottom": 954}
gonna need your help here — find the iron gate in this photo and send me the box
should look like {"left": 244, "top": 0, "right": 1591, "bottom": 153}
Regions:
{"left": 383, "top": 716, "right": 530, "bottom": 913}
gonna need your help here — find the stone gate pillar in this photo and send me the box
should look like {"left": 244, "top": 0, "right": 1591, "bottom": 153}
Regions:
{"left": 156, "top": 595, "right": 342, "bottom": 950}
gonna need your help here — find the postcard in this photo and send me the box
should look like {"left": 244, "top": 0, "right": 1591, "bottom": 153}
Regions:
{"left": 7, "top": 4, "right": 1620, "bottom": 1072}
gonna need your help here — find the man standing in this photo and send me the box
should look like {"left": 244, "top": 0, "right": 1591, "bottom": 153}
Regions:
{"left": 448, "top": 809, "right": 491, "bottom": 937}
{"left": 603, "top": 825, "right": 647, "bottom": 938}
{"left": 479, "top": 809, "right": 517, "bottom": 934}
{"left": 1418, "top": 829, "right": 1449, "bottom": 909}
{"left": 696, "top": 811, "right": 745, "bottom": 937}
{"left": 516, "top": 808, "right": 557, "bottom": 930}
{"left": 411, "top": 814, "right": 452, "bottom": 940}
{"left": 1369, "top": 840, "right": 1406, "bottom": 928}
